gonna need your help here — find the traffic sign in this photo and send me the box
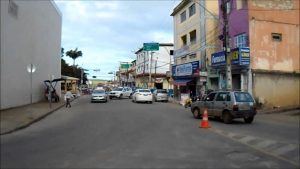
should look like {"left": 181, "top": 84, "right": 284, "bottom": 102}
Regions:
{"left": 143, "top": 43, "right": 159, "bottom": 51}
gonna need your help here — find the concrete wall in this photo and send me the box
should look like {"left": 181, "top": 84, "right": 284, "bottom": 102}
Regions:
{"left": 253, "top": 72, "right": 300, "bottom": 109}
{"left": 248, "top": 0, "right": 300, "bottom": 109}
{"left": 1, "top": 1, "right": 62, "bottom": 109}
{"left": 249, "top": 0, "right": 299, "bottom": 72}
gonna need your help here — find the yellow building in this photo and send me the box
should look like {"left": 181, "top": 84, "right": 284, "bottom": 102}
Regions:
{"left": 171, "top": 0, "right": 219, "bottom": 99}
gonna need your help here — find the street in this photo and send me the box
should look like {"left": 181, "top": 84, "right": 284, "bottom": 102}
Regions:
{"left": 1, "top": 95, "right": 299, "bottom": 168}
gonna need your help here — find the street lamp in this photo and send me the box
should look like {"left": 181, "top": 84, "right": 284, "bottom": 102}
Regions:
{"left": 26, "top": 63, "right": 36, "bottom": 104}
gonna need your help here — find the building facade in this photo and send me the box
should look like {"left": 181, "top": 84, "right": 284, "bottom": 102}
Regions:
{"left": 171, "top": 0, "right": 219, "bottom": 99}
{"left": 211, "top": 0, "right": 299, "bottom": 108}
{"left": 135, "top": 43, "right": 174, "bottom": 89}
{"left": 1, "top": 0, "right": 62, "bottom": 109}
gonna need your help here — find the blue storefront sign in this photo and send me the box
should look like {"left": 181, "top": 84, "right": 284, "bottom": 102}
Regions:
{"left": 211, "top": 47, "right": 250, "bottom": 67}
{"left": 172, "top": 61, "right": 199, "bottom": 77}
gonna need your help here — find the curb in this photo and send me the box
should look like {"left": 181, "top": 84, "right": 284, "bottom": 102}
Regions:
{"left": 258, "top": 107, "right": 300, "bottom": 114}
{"left": 0, "top": 99, "right": 81, "bottom": 135}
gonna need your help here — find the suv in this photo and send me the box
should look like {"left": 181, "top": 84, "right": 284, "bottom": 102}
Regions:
{"left": 191, "top": 91, "right": 257, "bottom": 124}
{"left": 109, "top": 87, "right": 132, "bottom": 99}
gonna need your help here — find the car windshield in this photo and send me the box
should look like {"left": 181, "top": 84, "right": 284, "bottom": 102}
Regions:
{"left": 93, "top": 90, "right": 105, "bottom": 94}
{"left": 234, "top": 92, "right": 254, "bottom": 102}
{"left": 113, "top": 88, "right": 123, "bottom": 91}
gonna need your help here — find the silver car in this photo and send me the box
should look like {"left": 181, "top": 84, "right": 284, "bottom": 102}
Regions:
{"left": 153, "top": 89, "right": 168, "bottom": 102}
{"left": 191, "top": 91, "right": 257, "bottom": 124}
{"left": 91, "top": 89, "right": 108, "bottom": 103}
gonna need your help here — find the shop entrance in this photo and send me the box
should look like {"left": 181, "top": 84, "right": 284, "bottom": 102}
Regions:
{"left": 232, "top": 74, "right": 241, "bottom": 90}
{"left": 155, "top": 83, "right": 163, "bottom": 89}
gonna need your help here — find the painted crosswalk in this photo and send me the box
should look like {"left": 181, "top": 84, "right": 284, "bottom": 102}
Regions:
{"left": 211, "top": 128, "right": 300, "bottom": 167}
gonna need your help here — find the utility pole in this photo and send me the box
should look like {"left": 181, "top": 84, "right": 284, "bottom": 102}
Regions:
{"left": 222, "top": 0, "right": 232, "bottom": 90}
{"left": 154, "top": 59, "right": 157, "bottom": 84}
{"left": 149, "top": 52, "right": 154, "bottom": 86}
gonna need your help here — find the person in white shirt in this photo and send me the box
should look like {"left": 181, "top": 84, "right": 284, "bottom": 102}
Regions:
{"left": 65, "top": 90, "right": 74, "bottom": 108}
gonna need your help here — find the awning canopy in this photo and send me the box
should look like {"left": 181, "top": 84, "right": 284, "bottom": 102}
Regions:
{"left": 173, "top": 78, "right": 193, "bottom": 86}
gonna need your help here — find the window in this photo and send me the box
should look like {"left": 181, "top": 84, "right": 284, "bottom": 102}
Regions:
{"left": 181, "top": 35, "right": 187, "bottom": 46}
{"left": 190, "top": 30, "right": 196, "bottom": 44}
{"left": 234, "top": 92, "right": 254, "bottom": 102}
{"left": 216, "top": 92, "right": 230, "bottom": 101}
{"left": 226, "top": 1, "right": 231, "bottom": 14}
{"left": 237, "top": 0, "right": 247, "bottom": 10}
{"left": 205, "top": 93, "right": 216, "bottom": 101}
{"left": 234, "top": 33, "right": 248, "bottom": 48}
{"left": 180, "top": 11, "right": 186, "bottom": 23}
{"left": 272, "top": 33, "right": 282, "bottom": 42}
{"left": 189, "top": 54, "right": 196, "bottom": 59}
{"left": 181, "top": 56, "right": 187, "bottom": 62}
{"left": 189, "top": 3, "right": 196, "bottom": 17}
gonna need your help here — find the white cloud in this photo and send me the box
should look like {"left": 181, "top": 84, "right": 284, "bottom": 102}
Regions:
{"left": 55, "top": 1, "right": 175, "bottom": 80}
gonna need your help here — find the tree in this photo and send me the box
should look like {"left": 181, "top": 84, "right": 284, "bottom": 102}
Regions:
{"left": 66, "top": 48, "right": 83, "bottom": 74}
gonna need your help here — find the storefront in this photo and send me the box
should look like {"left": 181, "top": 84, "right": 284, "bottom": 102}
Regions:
{"left": 172, "top": 61, "right": 200, "bottom": 100}
{"left": 211, "top": 47, "right": 250, "bottom": 91}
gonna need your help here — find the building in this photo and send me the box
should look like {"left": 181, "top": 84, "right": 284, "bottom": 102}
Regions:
{"left": 119, "top": 62, "right": 133, "bottom": 87}
{"left": 1, "top": 0, "right": 62, "bottom": 109}
{"left": 171, "top": 0, "right": 219, "bottom": 99}
{"left": 211, "top": 0, "right": 299, "bottom": 108}
{"left": 135, "top": 43, "right": 174, "bottom": 89}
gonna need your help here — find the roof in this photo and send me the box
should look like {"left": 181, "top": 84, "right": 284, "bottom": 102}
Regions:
{"left": 61, "top": 75, "right": 79, "bottom": 81}
{"left": 171, "top": 0, "right": 192, "bottom": 16}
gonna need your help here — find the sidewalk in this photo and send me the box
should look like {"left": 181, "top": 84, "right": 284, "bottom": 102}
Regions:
{"left": 0, "top": 100, "right": 66, "bottom": 135}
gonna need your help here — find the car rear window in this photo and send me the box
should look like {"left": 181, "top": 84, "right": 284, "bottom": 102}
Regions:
{"left": 234, "top": 92, "right": 254, "bottom": 102}
{"left": 157, "top": 90, "right": 167, "bottom": 93}
{"left": 93, "top": 90, "right": 105, "bottom": 94}
{"left": 139, "top": 89, "right": 151, "bottom": 93}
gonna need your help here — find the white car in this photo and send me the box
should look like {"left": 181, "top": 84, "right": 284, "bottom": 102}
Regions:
{"left": 132, "top": 89, "right": 153, "bottom": 103}
{"left": 109, "top": 87, "right": 132, "bottom": 99}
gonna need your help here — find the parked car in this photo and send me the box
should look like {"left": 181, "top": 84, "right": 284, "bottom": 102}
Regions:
{"left": 132, "top": 89, "right": 153, "bottom": 103}
{"left": 190, "top": 91, "right": 257, "bottom": 124}
{"left": 153, "top": 89, "right": 168, "bottom": 102}
{"left": 108, "top": 87, "right": 132, "bottom": 99}
{"left": 91, "top": 89, "right": 108, "bottom": 103}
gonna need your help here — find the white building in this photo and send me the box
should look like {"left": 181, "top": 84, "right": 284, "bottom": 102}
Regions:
{"left": 135, "top": 43, "right": 174, "bottom": 89}
{"left": 1, "top": 0, "right": 62, "bottom": 109}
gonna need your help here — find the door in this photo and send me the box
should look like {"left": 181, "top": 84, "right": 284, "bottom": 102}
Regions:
{"left": 214, "top": 92, "right": 230, "bottom": 117}
{"left": 202, "top": 92, "right": 216, "bottom": 117}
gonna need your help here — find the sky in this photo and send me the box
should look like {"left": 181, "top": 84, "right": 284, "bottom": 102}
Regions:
{"left": 54, "top": 0, "right": 181, "bottom": 80}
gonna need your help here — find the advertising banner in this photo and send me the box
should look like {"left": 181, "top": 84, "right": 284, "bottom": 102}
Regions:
{"left": 211, "top": 47, "right": 250, "bottom": 67}
{"left": 172, "top": 61, "right": 199, "bottom": 77}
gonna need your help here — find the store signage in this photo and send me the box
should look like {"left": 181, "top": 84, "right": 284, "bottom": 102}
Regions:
{"left": 211, "top": 51, "right": 226, "bottom": 66}
{"left": 172, "top": 61, "right": 199, "bottom": 77}
{"left": 211, "top": 47, "right": 250, "bottom": 67}
{"left": 174, "top": 46, "right": 189, "bottom": 58}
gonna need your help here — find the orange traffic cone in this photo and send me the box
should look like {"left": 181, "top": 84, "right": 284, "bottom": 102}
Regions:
{"left": 200, "top": 108, "right": 210, "bottom": 128}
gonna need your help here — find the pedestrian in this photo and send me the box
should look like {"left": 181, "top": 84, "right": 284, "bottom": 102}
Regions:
{"left": 64, "top": 89, "right": 74, "bottom": 108}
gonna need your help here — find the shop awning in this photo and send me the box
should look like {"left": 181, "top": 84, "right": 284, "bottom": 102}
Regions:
{"left": 173, "top": 78, "right": 193, "bottom": 86}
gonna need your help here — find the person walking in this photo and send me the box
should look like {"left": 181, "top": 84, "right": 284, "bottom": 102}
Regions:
{"left": 65, "top": 90, "right": 74, "bottom": 108}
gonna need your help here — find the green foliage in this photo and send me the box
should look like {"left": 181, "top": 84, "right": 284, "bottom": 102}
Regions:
{"left": 66, "top": 48, "right": 83, "bottom": 67}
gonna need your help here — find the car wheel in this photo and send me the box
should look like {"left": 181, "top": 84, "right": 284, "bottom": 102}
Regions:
{"left": 192, "top": 108, "right": 201, "bottom": 119}
{"left": 109, "top": 96, "right": 112, "bottom": 99}
{"left": 129, "top": 94, "right": 132, "bottom": 99}
{"left": 119, "top": 94, "right": 123, "bottom": 99}
{"left": 150, "top": 101, "right": 153, "bottom": 104}
{"left": 244, "top": 116, "right": 254, "bottom": 124}
{"left": 223, "top": 111, "right": 233, "bottom": 124}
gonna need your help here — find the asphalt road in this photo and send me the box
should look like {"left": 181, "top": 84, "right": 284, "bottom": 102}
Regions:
{"left": 1, "top": 95, "right": 299, "bottom": 168}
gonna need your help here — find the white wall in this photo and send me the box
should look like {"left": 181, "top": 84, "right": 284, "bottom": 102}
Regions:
{"left": 1, "top": 0, "right": 62, "bottom": 109}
